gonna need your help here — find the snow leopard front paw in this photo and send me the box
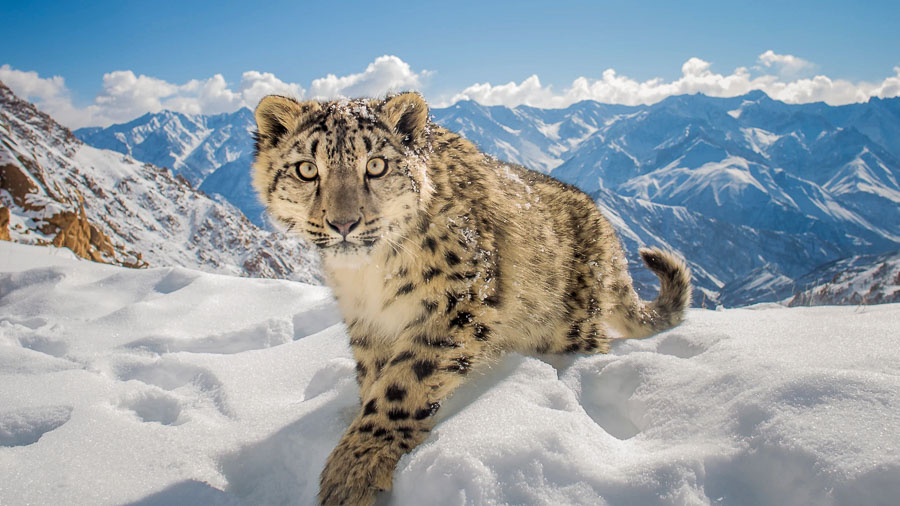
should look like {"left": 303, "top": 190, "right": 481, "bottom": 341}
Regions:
{"left": 318, "top": 431, "right": 397, "bottom": 506}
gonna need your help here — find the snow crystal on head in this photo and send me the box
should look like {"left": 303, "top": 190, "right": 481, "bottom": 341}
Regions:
{"left": 352, "top": 102, "right": 371, "bottom": 119}
{"left": 326, "top": 98, "right": 373, "bottom": 122}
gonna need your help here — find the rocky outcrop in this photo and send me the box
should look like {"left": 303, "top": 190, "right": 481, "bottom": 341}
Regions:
{"left": 39, "top": 194, "right": 130, "bottom": 265}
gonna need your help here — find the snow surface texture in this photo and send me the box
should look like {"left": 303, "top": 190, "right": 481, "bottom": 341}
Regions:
{"left": 2, "top": 241, "right": 899, "bottom": 506}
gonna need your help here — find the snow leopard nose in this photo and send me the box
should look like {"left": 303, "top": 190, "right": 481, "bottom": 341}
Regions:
{"left": 326, "top": 217, "right": 361, "bottom": 239}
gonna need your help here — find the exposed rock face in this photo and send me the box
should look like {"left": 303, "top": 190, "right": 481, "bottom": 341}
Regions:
{"left": 0, "top": 87, "right": 145, "bottom": 266}
{"left": 1, "top": 162, "right": 39, "bottom": 209}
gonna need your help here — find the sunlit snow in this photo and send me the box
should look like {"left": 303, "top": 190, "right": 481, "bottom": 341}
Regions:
{"left": 2, "top": 242, "right": 899, "bottom": 505}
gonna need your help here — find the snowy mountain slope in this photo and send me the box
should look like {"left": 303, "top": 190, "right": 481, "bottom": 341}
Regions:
{"left": 786, "top": 250, "right": 900, "bottom": 306}
{"left": 75, "top": 108, "right": 255, "bottom": 186}
{"left": 617, "top": 155, "right": 895, "bottom": 249}
{"left": 75, "top": 108, "right": 265, "bottom": 225}
{"left": 197, "top": 154, "right": 267, "bottom": 228}
{"left": 0, "top": 82, "right": 320, "bottom": 283}
{"left": 717, "top": 264, "right": 797, "bottom": 308}
{"left": 430, "top": 100, "right": 633, "bottom": 172}
{"left": 553, "top": 96, "right": 900, "bottom": 249}
{"left": 2, "top": 241, "right": 899, "bottom": 506}
{"left": 718, "top": 250, "right": 900, "bottom": 308}
{"left": 591, "top": 188, "right": 844, "bottom": 306}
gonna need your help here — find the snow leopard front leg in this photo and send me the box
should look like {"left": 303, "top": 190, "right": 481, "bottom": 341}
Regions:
{"left": 318, "top": 303, "right": 495, "bottom": 506}
{"left": 348, "top": 321, "right": 391, "bottom": 402}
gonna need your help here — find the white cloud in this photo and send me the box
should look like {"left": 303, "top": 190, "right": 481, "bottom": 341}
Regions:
{"left": 453, "top": 74, "right": 560, "bottom": 107}
{"left": 1, "top": 56, "right": 428, "bottom": 128}
{"left": 85, "top": 70, "right": 306, "bottom": 126}
{"left": 447, "top": 51, "right": 900, "bottom": 109}
{"left": 872, "top": 67, "right": 900, "bottom": 99}
{"left": 1, "top": 66, "right": 307, "bottom": 128}
{"left": 308, "top": 55, "right": 431, "bottom": 99}
{"left": 757, "top": 50, "right": 816, "bottom": 77}
{"left": 92, "top": 71, "right": 179, "bottom": 121}
{"left": 154, "top": 71, "right": 304, "bottom": 117}
{"left": 237, "top": 71, "right": 305, "bottom": 111}
{"left": 2, "top": 53, "right": 900, "bottom": 129}
{"left": 0, "top": 64, "right": 88, "bottom": 126}
{"left": 448, "top": 58, "right": 756, "bottom": 108}
{"left": 0, "top": 64, "right": 68, "bottom": 99}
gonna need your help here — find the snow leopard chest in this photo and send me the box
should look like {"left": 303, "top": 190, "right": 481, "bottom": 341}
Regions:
{"left": 324, "top": 251, "right": 430, "bottom": 342}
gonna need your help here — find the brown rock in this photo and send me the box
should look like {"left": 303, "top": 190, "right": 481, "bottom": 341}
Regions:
{"left": 0, "top": 162, "right": 39, "bottom": 210}
{"left": 40, "top": 194, "right": 117, "bottom": 263}
{"left": 0, "top": 206, "right": 10, "bottom": 241}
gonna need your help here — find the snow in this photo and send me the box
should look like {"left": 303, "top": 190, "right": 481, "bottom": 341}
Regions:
{"left": 787, "top": 250, "right": 900, "bottom": 306}
{"left": 0, "top": 241, "right": 80, "bottom": 272}
{"left": 623, "top": 157, "right": 768, "bottom": 209}
{"left": 2, "top": 241, "right": 900, "bottom": 505}
{"left": 741, "top": 127, "right": 781, "bottom": 156}
{"left": 565, "top": 115, "right": 600, "bottom": 147}
{"left": 535, "top": 120, "right": 561, "bottom": 141}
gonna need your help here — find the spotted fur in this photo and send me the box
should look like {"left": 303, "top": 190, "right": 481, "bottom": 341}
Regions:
{"left": 252, "top": 92, "right": 691, "bottom": 505}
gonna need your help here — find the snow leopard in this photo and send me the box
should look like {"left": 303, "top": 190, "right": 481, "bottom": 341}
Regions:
{"left": 251, "top": 92, "right": 692, "bottom": 505}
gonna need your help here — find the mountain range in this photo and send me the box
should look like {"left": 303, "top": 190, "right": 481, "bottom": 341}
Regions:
{"left": 430, "top": 93, "right": 900, "bottom": 304}
{"left": 8, "top": 84, "right": 899, "bottom": 306}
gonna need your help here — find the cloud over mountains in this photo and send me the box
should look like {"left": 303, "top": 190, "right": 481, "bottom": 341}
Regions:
{"left": 3, "top": 51, "right": 899, "bottom": 129}
{"left": 453, "top": 52, "right": 900, "bottom": 108}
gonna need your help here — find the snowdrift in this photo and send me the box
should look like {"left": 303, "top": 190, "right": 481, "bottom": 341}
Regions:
{"left": 1, "top": 242, "right": 898, "bottom": 505}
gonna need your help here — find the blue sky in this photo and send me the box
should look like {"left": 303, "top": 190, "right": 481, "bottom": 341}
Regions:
{"left": 2, "top": 0, "right": 899, "bottom": 127}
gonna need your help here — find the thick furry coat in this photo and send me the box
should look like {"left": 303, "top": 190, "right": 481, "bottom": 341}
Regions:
{"left": 252, "top": 92, "right": 691, "bottom": 505}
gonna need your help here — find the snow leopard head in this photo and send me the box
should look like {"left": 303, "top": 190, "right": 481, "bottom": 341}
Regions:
{"left": 251, "top": 92, "right": 433, "bottom": 258}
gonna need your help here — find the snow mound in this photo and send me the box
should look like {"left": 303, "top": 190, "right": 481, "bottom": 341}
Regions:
{"left": 1, "top": 241, "right": 899, "bottom": 505}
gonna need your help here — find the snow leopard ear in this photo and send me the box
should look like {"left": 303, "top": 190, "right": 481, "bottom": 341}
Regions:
{"left": 381, "top": 92, "right": 429, "bottom": 146}
{"left": 254, "top": 96, "right": 319, "bottom": 149}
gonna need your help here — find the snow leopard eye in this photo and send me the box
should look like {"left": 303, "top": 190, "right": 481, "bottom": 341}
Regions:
{"left": 366, "top": 157, "right": 387, "bottom": 178}
{"left": 295, "top": 161, "right": 318, "bottom": 181}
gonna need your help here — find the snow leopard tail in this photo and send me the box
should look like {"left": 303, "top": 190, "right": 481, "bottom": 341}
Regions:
{"left": 612, "top": 248, "right": 692, "bottom": 339}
